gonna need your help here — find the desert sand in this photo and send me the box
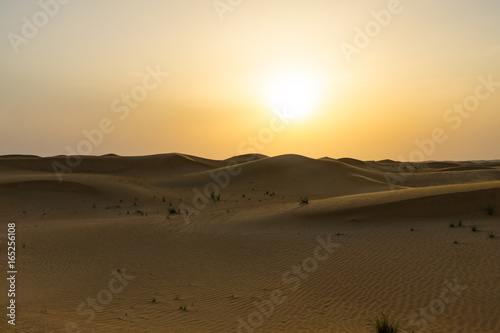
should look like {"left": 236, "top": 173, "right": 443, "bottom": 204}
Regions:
{"left": 1, "top": 153, "right": 499, "bottom": 332}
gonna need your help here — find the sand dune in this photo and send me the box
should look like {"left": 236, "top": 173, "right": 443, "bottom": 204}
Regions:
{"left": 1, "top": 154, "right": 499, "bottom": 332}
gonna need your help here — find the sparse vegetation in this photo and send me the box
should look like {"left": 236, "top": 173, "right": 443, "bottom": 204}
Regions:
{"left": 210, "top": 192, "right": 221, "bottom": 202}
{"left": 471, "top": 225, "right": 478, "bottom": 232}
{"left": 299, "top": 196, "right": 309, "bottom": 205}
{"left": 168, "top": 207, "right": 177, "bottom": 214}
{"left": 488, "top": 231, "right": 496, "bottom": 238}
{"left": 449, "top": 222, "right": 455, "bottom": 228}
{"left": 151, "top": 297, "right": 156, "bottom": 303}
{"left": 454, "top": 240, "right": 459, "bottom": 244}
{"left": 458, "top": 220, "right": 462, "bottom": 227}
{"left": 136, "top": 210, "right": 145, "bottom": 216}
{"left": 410, "top": 228, "right": 414, "bottom": 232}
{"left": 370, "top": 313, "right": 400, "bottom": 333}
{"left": 179, "top": 305, "right": 187, "bottom": 311}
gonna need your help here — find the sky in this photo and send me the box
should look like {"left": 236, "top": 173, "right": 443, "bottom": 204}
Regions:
{"left": 0, "top": 0, "right": 499, "bottom": 161}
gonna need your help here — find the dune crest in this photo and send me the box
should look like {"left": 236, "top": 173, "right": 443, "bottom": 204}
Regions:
{"left": 1, "top": 153, "right": 499, "bottom": 332}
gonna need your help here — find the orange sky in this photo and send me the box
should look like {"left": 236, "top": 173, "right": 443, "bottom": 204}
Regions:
{"left": 1, "top": 0, "right": 499, "bottom": 161}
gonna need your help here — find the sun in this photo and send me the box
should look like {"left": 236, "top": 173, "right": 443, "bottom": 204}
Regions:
{"left": 266, "top": 72, "right": 320, "bottom": 120}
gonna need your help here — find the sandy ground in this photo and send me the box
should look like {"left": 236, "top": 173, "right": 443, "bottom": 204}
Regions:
{"left": 0, "top": 153, "right": 499, "bottom": 332}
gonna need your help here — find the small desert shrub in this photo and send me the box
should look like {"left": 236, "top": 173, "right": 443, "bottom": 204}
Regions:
{"left": 151, "top": 298, "right": 156, "bottom": 303}
{"left": 458, "top": 220, "right": 462, "bottom": 227}
{"left": 179, "top": 305, "right": 187, "bottom": 311}
{"left": 210, "top": 192, "right": 221, "bottom": 202}
{"left": 370, "top": 313, "right": 399, "bottom": 333}
{"left": 471, "top": 225, "right": 478, "bottom": 232}
{"left": 300, "top": 197, "right": 309, "bottom": 205}
{"left": 410, "top": 228, "right": 414, "bottom": 232}
{"left": 488, "top": 231, "right": 496, "bottom": 238}
{"left": 454, "top": 240, "right": 459, "bottom": 244}
{"left": 168, "top": 207, "right": 177, "bottom": 214}
{"left": 487, "top": 203, "right": 494, "bottom": 215}
{"left": 449, "top": 222, "right": 455, "bottom": 228}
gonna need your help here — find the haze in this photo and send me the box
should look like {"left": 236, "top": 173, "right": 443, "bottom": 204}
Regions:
{"left": 1, "top": 0, "right": 499, "bottom": 161}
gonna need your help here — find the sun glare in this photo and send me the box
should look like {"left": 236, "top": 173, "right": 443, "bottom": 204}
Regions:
{"left": 266, "top": 73, "right": 320, "bottom": 120}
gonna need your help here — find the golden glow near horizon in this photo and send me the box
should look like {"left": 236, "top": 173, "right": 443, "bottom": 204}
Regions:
{"left": 0, "top": 1, "right": 499, "bottom": 161}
